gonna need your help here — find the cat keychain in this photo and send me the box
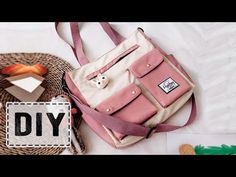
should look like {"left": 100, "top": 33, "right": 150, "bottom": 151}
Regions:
{"left": 92, "top": 73, "right": 109, "bottom": 89}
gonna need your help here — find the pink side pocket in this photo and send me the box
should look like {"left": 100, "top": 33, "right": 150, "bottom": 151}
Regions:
{"left": 96, "top": 84, "right": 157, "bottom": 139}
{"left": 129, "top": 49, "right": 192, "bottom": 108}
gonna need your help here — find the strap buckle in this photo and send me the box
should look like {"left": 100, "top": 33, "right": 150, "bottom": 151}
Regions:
{"left": 137, "top": 27, "right": 144, "bottom": 32}
{"left": 61, "top": 72, "right": 69, "bottom": 93}
{"left": 145, "top": 127, "right": 156, "bottom": 139}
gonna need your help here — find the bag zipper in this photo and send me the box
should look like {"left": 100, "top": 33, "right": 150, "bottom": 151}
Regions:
{"left": 86, "top": 44, "right": 140, "bottom": 80}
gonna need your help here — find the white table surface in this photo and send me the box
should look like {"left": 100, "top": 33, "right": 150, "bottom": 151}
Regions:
{"left": 0, "top": 22, "right": 236, "bottom": 154}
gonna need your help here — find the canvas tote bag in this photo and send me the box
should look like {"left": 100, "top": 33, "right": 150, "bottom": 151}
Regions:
{"left": 56, "top": 22, "right": 197, "bottom": 148}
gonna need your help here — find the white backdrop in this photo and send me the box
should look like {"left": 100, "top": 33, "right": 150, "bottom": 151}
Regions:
{"left": 0, "top": 22, "right": 236, "bottom": 154}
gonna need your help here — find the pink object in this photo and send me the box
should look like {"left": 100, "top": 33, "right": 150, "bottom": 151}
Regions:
{"left": 129, "top": 49, "right": 192, "bottom": 107}
{"left": 56, "top": 23, "right": 197, "bottom": 148}
{"left": 129, "top": 49, "right": 164, "bottom": 78}
{"left": 96, "top": 84, "right": 157, "bottom": 139}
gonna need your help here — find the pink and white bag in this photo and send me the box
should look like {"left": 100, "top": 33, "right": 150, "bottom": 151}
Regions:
{"left": 57, "top": 22, "right": 197, "bottom": 148}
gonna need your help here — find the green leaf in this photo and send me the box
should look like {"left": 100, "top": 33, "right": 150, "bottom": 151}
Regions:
{"left": 194, "top": 144, "right": 236, "bottom": 155}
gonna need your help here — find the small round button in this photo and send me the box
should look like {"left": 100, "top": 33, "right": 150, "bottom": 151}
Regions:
{"left": 132, "top": 90, "right": 136, "bottom": 94}
{"left": 147, "top": 64, "right": 151, "bottom": 67}
{"left": 106, "top": 108, "right": 111, "bottom": 112}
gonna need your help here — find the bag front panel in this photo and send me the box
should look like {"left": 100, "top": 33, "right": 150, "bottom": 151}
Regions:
{"left": 68, "top": 29, "right": 195, "bottom": 147}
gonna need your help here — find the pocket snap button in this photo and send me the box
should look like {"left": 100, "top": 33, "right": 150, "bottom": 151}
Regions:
{"left": 146, "top": 64, "right": 151, "bottom": 68}
{"left": 106, "top": 108, "right": 111, "bottom": 112}
{"left": 132, "top": 90, "right": 136, "bottom": 94}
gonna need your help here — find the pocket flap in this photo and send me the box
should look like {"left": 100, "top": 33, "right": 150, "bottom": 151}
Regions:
{"left": 96, "top": 83, "right": 141, "bottom": 114}
{"left": 129, "top": 49, "right": 164, "bottom": 78}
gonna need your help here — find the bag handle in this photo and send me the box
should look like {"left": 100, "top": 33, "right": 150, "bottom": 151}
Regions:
{"left": 55, "top": 22, "right": 125, "bottom": 66}
{"left": 100, "top": 22, "right": 125, "bottom": 46}
{"left": 63, "top": 73, "right": 197, "bottom": 138}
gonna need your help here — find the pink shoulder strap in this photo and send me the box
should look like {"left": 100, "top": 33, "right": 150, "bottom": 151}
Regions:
{"left": 55, "top": 22, "right": 125, "bottom": 66}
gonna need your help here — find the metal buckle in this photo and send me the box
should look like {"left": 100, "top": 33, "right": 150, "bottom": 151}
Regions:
{"left": 137, "top": 27, "right": 144, "bottom": 32}
{"left": 145, "top": 127, "right": 156, "bottom": 139}
{"left": 61, "top": 72, "right": 69, "bottom": 93}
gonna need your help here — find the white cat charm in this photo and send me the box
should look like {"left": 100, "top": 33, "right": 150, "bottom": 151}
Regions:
{"left": 92, "top": 73, "right": 109, "bottom": 89}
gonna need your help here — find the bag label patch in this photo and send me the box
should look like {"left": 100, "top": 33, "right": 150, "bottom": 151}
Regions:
{"left": 158, "top": 77, "right": 179, "bottom": 94}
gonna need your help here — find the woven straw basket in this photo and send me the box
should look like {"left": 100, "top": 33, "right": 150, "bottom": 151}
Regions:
{"left": 0, "top": 53, "right": 74, "bottom": 155}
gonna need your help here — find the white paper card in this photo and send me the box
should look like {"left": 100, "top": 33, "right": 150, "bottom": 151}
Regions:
{"left": 10, "top": 76, "right": 42, "bottom": 93}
